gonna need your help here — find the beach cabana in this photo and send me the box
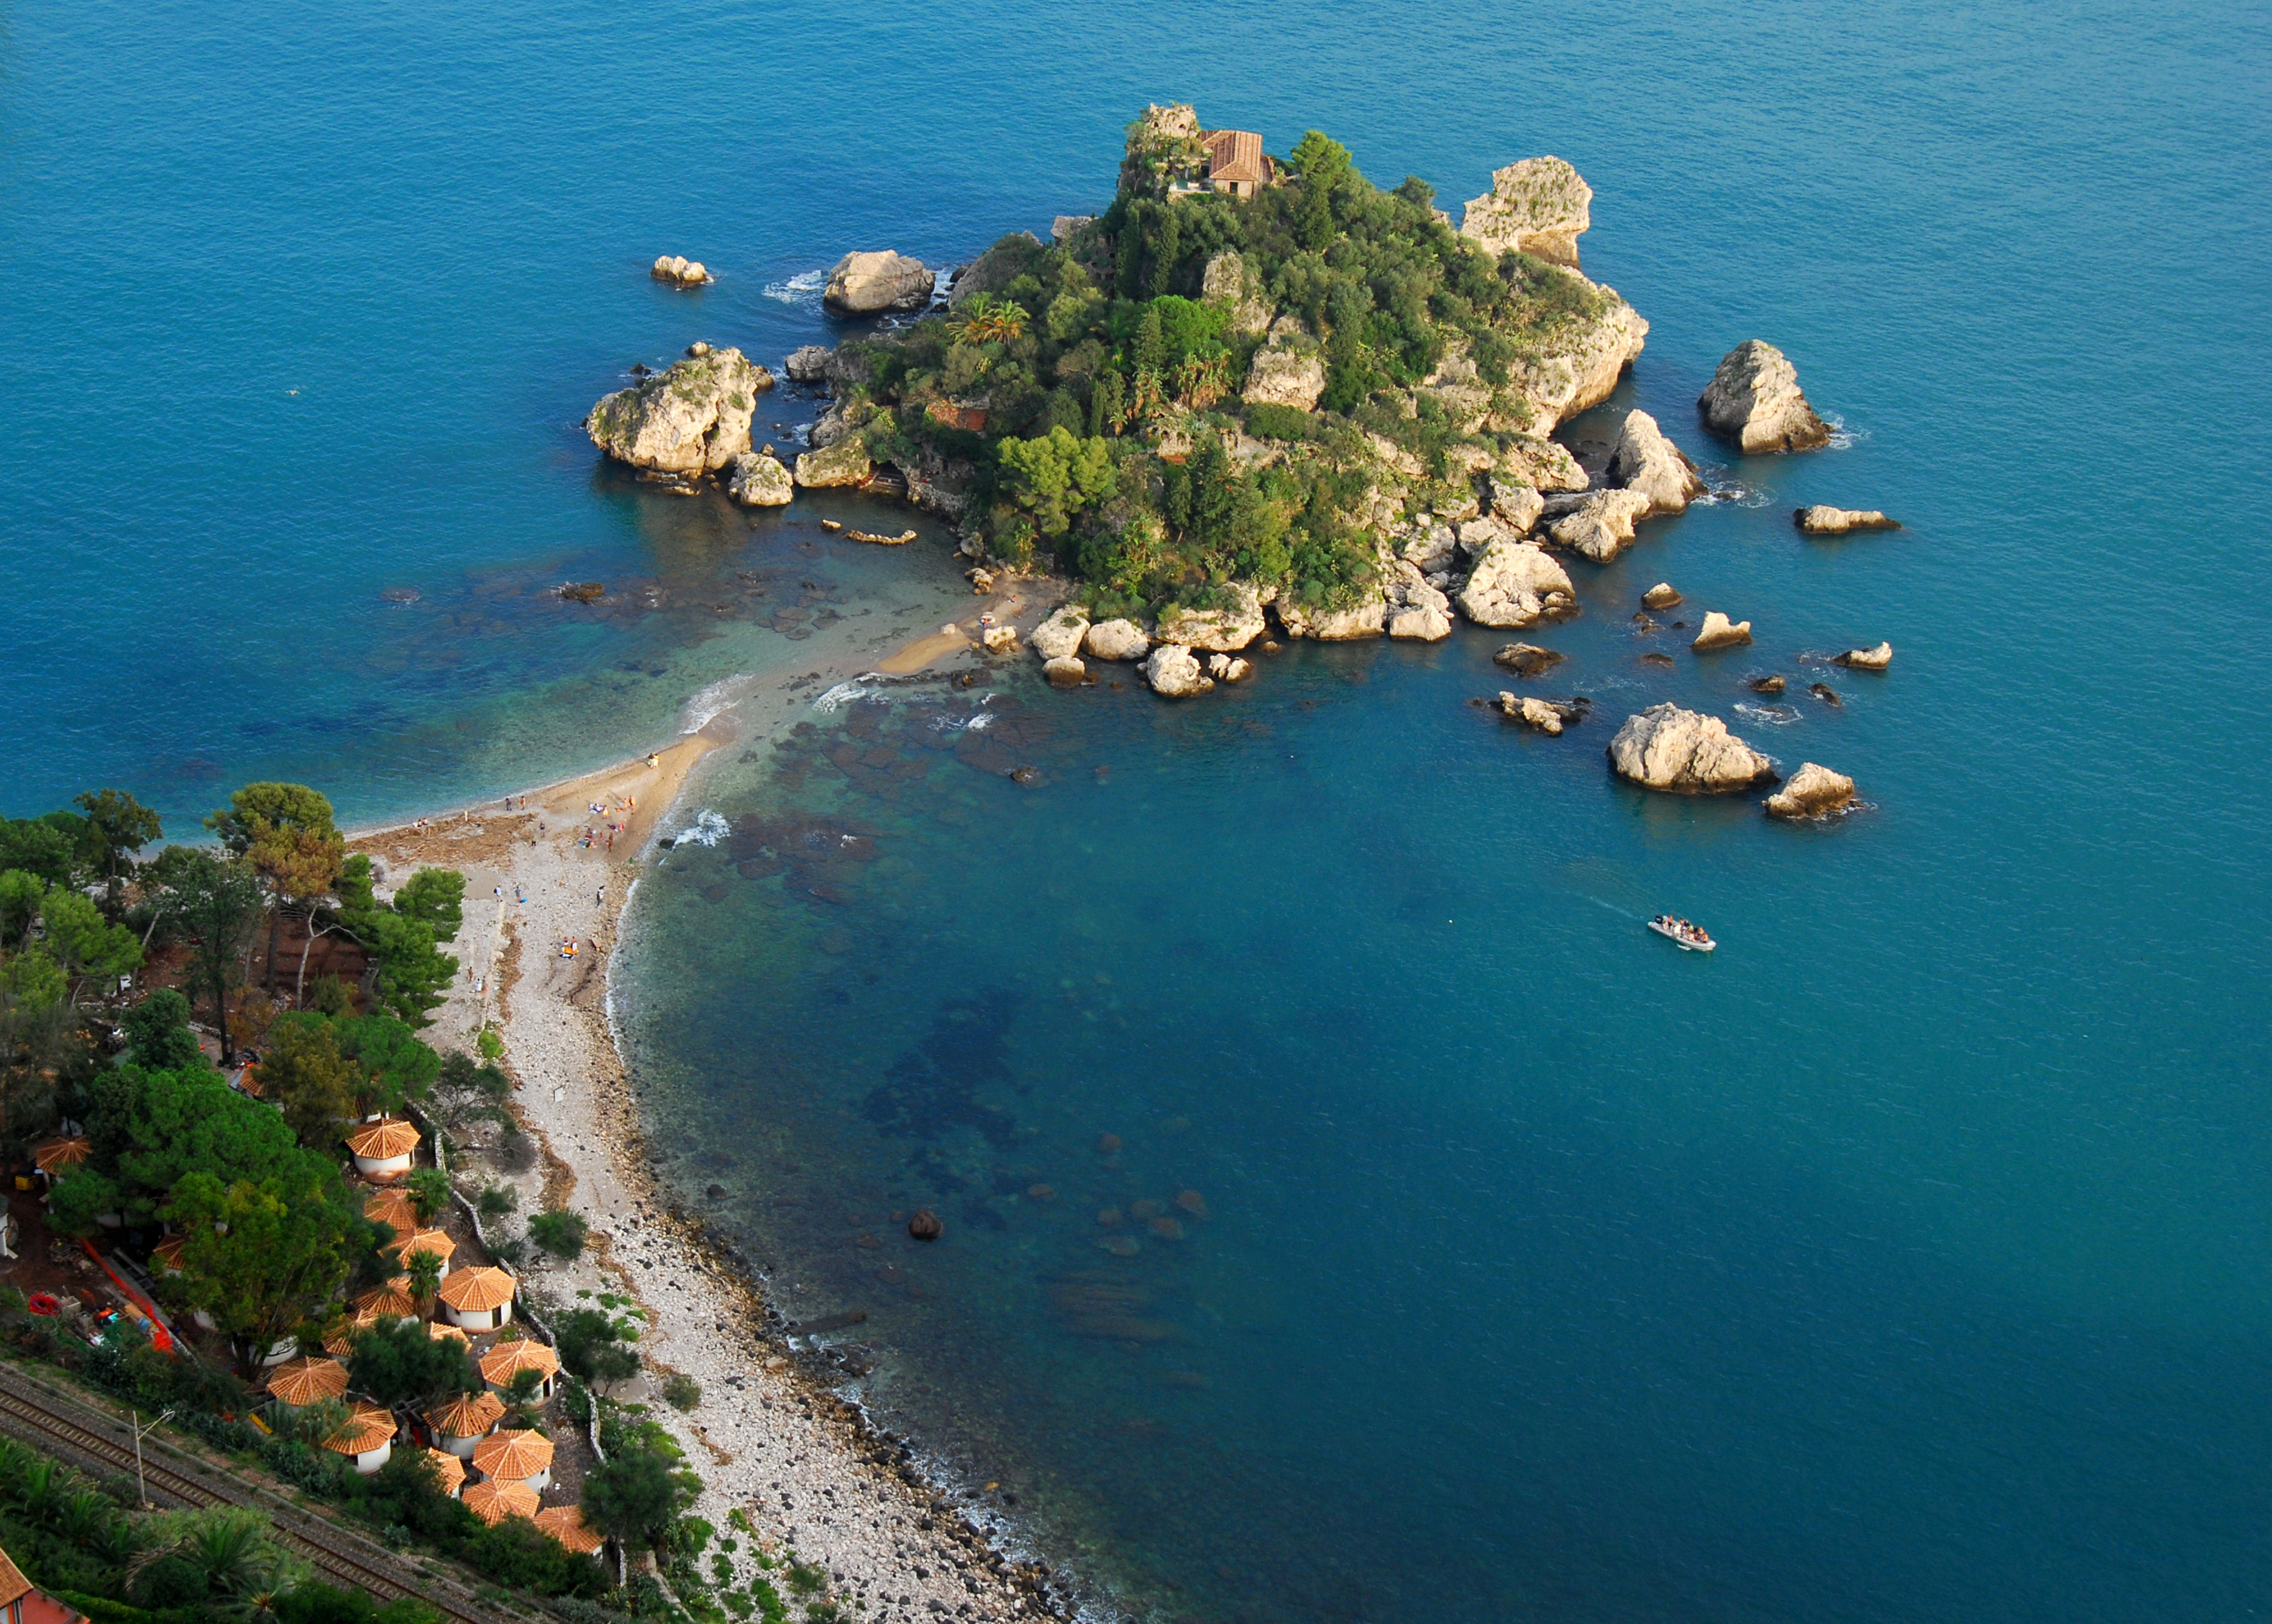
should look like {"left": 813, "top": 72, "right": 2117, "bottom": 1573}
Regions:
{"left": 533, "top": 1504, "right": 607, "bottom": 1556}
{"left": 479, "top": 1336, "right": 560, "bottom": 1400}
{"left": 426, "top": 1390, "right": 504, "bottom": 1459}
{"left": 31, "top": 1137, "right": 89, "bottom": 1191}
{"left": 351, "top": 1280, "right": 418, "bottom": 1327}
{"left": 149, "top": 1236, "right": 186, "bottom": 1276}
{"left": 460, "top": 1478, "right": 540, "bottom": 1526}
{"left": 344, "top": 1118, "right": 420, "bottom": 1183}
{"left": 264, "top": 1355, "right": 348, "bottom": 1409}
{"left": 362, "top": 1186, "right": 418, "bottom": 1236}
{"left": 383, "top": 1227, "right": 456, "bottom": 1278}
{"left": 434, "top": 1265, "right": 515, "bottom": 1331}
{"left": 422, "top": 1448, "right": 466, "bottom": 1499}
{"left": 471, "top": 1428, "right": 554, "bottom": 1491}
{"left": 322, "top": 1404, "right": 397, "bottom": 1475}
{"left": 427, "top": 1321, "right": 470, "bottom": 1350}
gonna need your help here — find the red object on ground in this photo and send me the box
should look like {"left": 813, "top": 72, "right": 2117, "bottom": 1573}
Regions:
{"left": 24, "top": 1293, "right": 59, "bottom": 1316}
{"left": 79, "top": 1240, "right": 176, "bottom": 1353}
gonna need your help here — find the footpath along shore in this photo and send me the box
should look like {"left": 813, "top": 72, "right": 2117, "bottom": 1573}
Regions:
{"left": 346, "top": 598, "right": 1075, "bottom": 1624}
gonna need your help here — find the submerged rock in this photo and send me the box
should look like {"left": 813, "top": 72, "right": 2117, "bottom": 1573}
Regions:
{"left": 1143, "top": 643, "right": 1215, "bottom": 698}
{"left": 1043, "top": 655, "right": 1087, "bottom": 688}
{"left": 1609, "top": 703, "right": 1777, "bottom": 793}
{"left": 1698, "top": 341, "right": 1830, "bottom": 453}
{"left": 1458, "top": 540, "right": 1576, "bottom": 627}
{"left": 1833, "top": 641, "right": 1893, "bottom": 671}
{"left": 723, "top": 452, "right": 794, "bottom": 507}
{"left": 1547, "top": 488, "right": 1655, "bottom": 562}
{"left": 907, "top": 1209, "right": 942, "bottom": 1241}
{"left": 1084, "top": 618, "right": 1151, "bottom": 662}
{"left": 1808, "top": 682, "right": 1843, "bottom": 708}
{"left": 824, "top": 250, "right": 934, "bottom": 313}
{"left": 1606, "top": 410, "right": 1706, "bottom": 514}
{"left": 1764, "top": 762, "right": 1857, "bottom": 819}
{"left": 1749, "top": 674, "right": 1788, "bottom": 694}
{"left": 794, "top": 439, "right": 873, "bottom": 489}
{"left": 1691, "top": 611, "right": 1754, "bottom": 652}
{"left": 1031, "top": 605, "right": 1091, "bottom": 662}
{"left": 586, "top": 347, "right": 772, "bottom": 475}
{"left": 1795, "top": 505, "right": 1900, "bottom": 534}
{"left": 1459, "top": 156, "right": 1593, "bottom": 268}
{"left": 1641, "top": 582, "right": 1683, "bottom": 610}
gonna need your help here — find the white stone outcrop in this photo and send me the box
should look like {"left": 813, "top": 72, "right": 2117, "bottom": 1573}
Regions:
{"left": 723, "top": 453, "right": 794, "bottom": 506}
{"left": 824, "top": 251, "right": 935, "bottom": 314}
{"left": 1794, "top": 505, "right": 1900, "bottom": 534}
{"left": 1201, "top": 251, "right": 1274, "bottom": 335}
{"left": 1459, "top": 157, "right": 1592, "bottom": 268}
{"left": 794, "top": 439, "right": 871, "bottom": 488}
{"left": 1385, "top": 570, "right": 1452, "bottom": 641}
{"left": 784, "top": 346, "right": 832, "bottom": 385}
{"left": 1274, "top": 592, "right": 1386, "bottom": 641}
{"left": 1031, "top": 606, "right": 1091, "bottom": 662}
{"left": 1401, "top": 521, "right": 1459, "bottom": 574}
{"left": 1500, "top": 693, "right": 1569, "bottom": 735}
{"left": 1691, "top": 611, "right": 1753, "bottom": 652}
{"left": 1043, "top": 656, "right": 1087, "bottom": 687}
{"left": 1608, "top": 704, "right": 1777, "bottom": 794}
{"left": 652, "top": 255, "right": 711, "bottom": 286}
{"left": 1546, "top": 488, "right": 1655, "bottom": 562}
{"left": 1497, "top": 439, "right": 1588, "bottom": 494}
{"left": 1641, "top": 582, "right": 1682, "bottom": 610}
{"left": 1833, "top": 642, "right": 1893, "bottom": 671}
{"left": 1458, "top": 541, "right": 1576, "bottom": 628}
{"left": 1242, "top": 343, "right": 1326, "bottom": 411}
{"left": 586, "top": 348, "right": 771, "bottom": 475}
{"left": 1519, "top": 300, "right": 1649, "bottom": 430}
{"left": 1606, "top": 410, "right": 1706, "bottom": 515}
{"left": 1143, "top": 643, "right": 1214, "bottom": 698}
{"left": 1157, "top": 586, "right": 1266, "bottom": 652}
{"left": 1083, "top": 618, "right": 1151, "bottom": 662}
{"left": 1699, "top": 341, "right": 1830, "bottom": 453}
{"left": 1205, "top": 653, "right": 1252, "bottom": 682}
{"left": 1764, "top": 762, "right": 1857, "bottom": 819}
{"left": 1488, "top": 478, "right": 1545, "bottom": 533}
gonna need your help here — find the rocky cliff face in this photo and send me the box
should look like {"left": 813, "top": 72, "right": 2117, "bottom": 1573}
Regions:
{"left": 1546, "top": 489, "right": 1654, "bottom": 562}
{"left": 1518, "top": 299, "right": 1649, "bottom": 432}
{"left": 1459, "top": 157, "right": 1593, "bottom": 268}
{"left": 1458, "top": 540, "right": 1576, "bottom": 628}
{"left": 586, "top": 348, "right": 771, "bottom": 475}
{"left": 824, "top": 251, "right": 935, "bottom": 314}
{"left": 1243, "top": 343, "right": 1326, "bottom": 410}
{"left": 1606, "top": 410, "right": 1706, "bottom": 514}
{"left": 1157, "top": 585, "right": 1267, "bottom": 652}
{"left": 1608, "top": 704, "right": 1777, "bottom": 793}
{"left": 1699, "top": 341, "right": 1830, "bottom": 453}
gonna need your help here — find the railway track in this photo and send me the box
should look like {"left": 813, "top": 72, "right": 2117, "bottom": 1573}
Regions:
{"left": 0, "top": 1363, "right": 547, "bottom": 1624}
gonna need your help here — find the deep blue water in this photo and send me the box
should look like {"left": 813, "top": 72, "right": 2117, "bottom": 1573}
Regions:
{"left": 7, "top": 0, "right": 2272, "bottom": 1620}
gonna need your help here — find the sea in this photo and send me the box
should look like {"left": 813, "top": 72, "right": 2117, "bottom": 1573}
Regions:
{"left": 5, "top": 1, "right": 2270, "bottom": 1620}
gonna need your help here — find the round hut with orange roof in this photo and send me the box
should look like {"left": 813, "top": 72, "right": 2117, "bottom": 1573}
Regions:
{"left": 461, "top": 1478, "right": 540, "bottom": 1526}
{"left": 264, "top": 1354, "right": 349, "bottom": 1409}
{"left": 479, "top": 1335, "right": 560, "bottom": 1400}
{"left": 472, "top": 1428, "right": 555, "bottom": 1491}
{"left": 434, "top": 1265, "right": 515, "bottom": 1331}
{"left": 426, "top": 1390, "right": 505, "bottom": 1459}
{"left": 322, "top": 1404, "right": 398, "bottom": 1474}
{"left": 344, "top": 1118, "right": 421, "bottom": 1183}
{"left": 534, "top": 1504, "right": 607, "bottom": 1556}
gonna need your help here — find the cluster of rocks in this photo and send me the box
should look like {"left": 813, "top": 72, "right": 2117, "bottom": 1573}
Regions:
{"left": 1794, "top": 505, "right": 1900, "bottom": 535}
{"left": 651, "top": 254, "right": 711, "bottom": 286}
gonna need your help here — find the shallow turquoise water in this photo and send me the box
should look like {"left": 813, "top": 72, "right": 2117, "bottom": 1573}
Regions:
{"left": 7, "top": 0, "right": 2271, "bottom": 1618}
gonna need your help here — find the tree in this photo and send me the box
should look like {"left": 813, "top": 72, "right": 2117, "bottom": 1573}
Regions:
{"left": 527, "top": 1209, "right": 587, "bottom": 1262}
{"left": 166, "top": 1171, "right": 352, "bottom": 1370}
{"left": 345, "top": 1316, "right": 478, "bottom": 1412}
{"left": 33, "top": 882, "right": 143, "bottom": 997}
{"left": 331, "top": 1014, "right": 440, "bottom": 1116}
{"left": 335, "top": 857, "right": 460, "bottom": 1029}
{"left": 581, "top": 1441, "right": 701, "bottom": 1552}
{"left": 48, "top": 1063, "right": 309, "bottom": 1229}
{"left": 209, "top": 783, "right": 346, "bottom": 996}
{"left": 554, "top": 1307, "right": 641, "bottom": 1392}
{"left": 148, "top": 846, "right": 265, "bottom": 1058}
{"left": 123, "top": 989, "right": 207, "bottom": 1071}
{"left": 129, "top": 1506, "right": 305, "bottom": 1615}
{"left": 404, "top": 1166, "right": 451, "bottom": 1224}
{"left": 259, "top": 1015, "right": 361, "bottom": 1149}
{"left": 0, "top": 816, "right": 85, "bottom": 889}
{"left": 997, "top": 427, "right": 1117, "bottom": 537}
{"left": 73, "top": 789, "right": 163, "bottom": 909}
{"left": 390, "top": 869, "right": 463, "bottom": 943}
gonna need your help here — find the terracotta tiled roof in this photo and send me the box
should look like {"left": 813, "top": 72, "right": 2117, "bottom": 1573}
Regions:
{"left": 534, "top": 1504, "right": 607, "bottom": 1554}
{"left": 1203, "top": 129, "right": 1267, "bottom": 186}
{"left": 352, "top": 1281, "right": 417, "bottom": 1323}
{"left": 423, "top": 1448, "right": 466, "bottom": 1496}
{"left": 363, "top": 1187, "right": 417, "bottom": 1234}
{"left": 265, "top": 1355, "right": 348, "bottom": 1406}
{"left": 472, "top": 1428, "right": 554, "bottom": 1481}
{"left": 435, "top": 1266, "right": 515, "bottom": 1313}
{"left": 461, "top": 1478, "right": 540, "bottom": 1525}
{"left": 150, "top": 1236, "right": 187, "bottom": 1272}
{"left": 345, "top": 1119, "right": 421, "bottom": 1160}
{"left": 0, "top": 1544, "right": 33, "bottom": 1608}
{"left": 427, "top": 1322, "right": 470, "bottom": 1348}
{"left": 322, "top": 1404, "right": 397, "bottom": 1456}
{"left": 33, "top": 1136, "right": 90, "bottom": 1174}
{"left": 384, "top": 1228, "right": 456, "bottom": 1267}
{"left": 479, "top": 1338, "right": 560, "bottom": 1386}
{"left": 427, "top": 1390, "right": 504, "bottom": 1439}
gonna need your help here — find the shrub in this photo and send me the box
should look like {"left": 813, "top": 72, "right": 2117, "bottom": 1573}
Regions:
{"left": 528, "top": 1209, "right": 588, "bottom": 1261}
{"left": 660, "top": 1373, "right": 701, "bottom": 1412}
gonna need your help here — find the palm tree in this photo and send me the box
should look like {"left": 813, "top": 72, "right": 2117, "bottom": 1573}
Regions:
{"left": 405, "top": 1248, "right": 444, "bottom": 1317}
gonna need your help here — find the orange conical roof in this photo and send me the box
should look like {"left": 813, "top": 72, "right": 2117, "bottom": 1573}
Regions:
{"left": 461, "top": 1478, "right": 540, "bottom": 1525}
{"left": 265, "top": 1356, "right": 348, "bottom": 1407}
{"left": 479, "top": 1338, "right": 560, "bottom": 1385}
{"left": 426, "top": 1389, "right": 505, "bottom": 1439}
{"left": 345, "top": 1118, "right": 422, "bottom": 1159}
{"left": 321, "top": 1404, "right": 397, "bottom": 1456}
{"left": 435, "top": 1265, "right": 515, "bottom": 1313}
{"left": 534, "top": 1504, "right": 606, "bottom": 1553}
{"left": 472, "top": 1428, "right": 554, "bottom": 1481}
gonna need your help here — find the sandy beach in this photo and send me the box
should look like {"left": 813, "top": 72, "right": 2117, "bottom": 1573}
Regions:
{"left": 349, "top": 585, "right": 1075, "bottom": 1623}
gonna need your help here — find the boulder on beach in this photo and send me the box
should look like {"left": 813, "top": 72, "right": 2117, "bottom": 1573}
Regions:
{"left": 1458, "top": 540, "right": 1576, "bottom": 628}
{"left": 1547, "top": 488, "right": 1655, "bottom": 562}
{"left": 1764, "top": 761, "right": 1857, "bottom": 819}
{"left": 1608, "top": 703, "right": 1778, "bottom": 793}
{"left": 1084, "top": 618, "right": 1151, "bottom": 662}
{"left": 1493, "top": 642, "right": 1565, "bottom": 677}
{"left": 824, "top": 250, "right": 935, "bottom": 313}
{"left": 1796, "top": 505, "right": 1900, "bottom": 534}
{"left": 1242, "top": 343, "right": 1327, "bottom": 411}
{"left": 1031, "top": 605, "right": 1091, "bottom": 662}
{"left": 1641, "top": 582, "right": 1683, "bottom": 610}
{"left": 794, "top": 438, "right": 872, "bottom": 489}
{"left": 723, "top": 452, "right": 794, "bottom": 507}
{"left": 1460, "top": 156, "right": 1593, "bottom": 268}
{"left": 784, "top": 345, "right": 833, "bottom": 385}
{"left": 1691, "top": 611, "right": 1753, "bottom": 652}
{"left": 1205, "top": 652, "right": 1252, "bottom": 682}
{"left": 1157, "top": 585, "right": 1267, "bottom": 652}
{"left": 651, "top": 255, "right": 711, "bottom": 286}
{"left": 586, "top": 347, "right": 771, "bottom": 475}
{"left": 982, "top": 626, "right": 1020, "bottom": 654}
{"left": 1043, "top": 655, "right": 1087, "bottom": 687}
{"left": 1699, "top": 341, "right": 1830, "bottom": 453}
{"left": 1834, "top": 641, "right": 1893, "bottom": 671}
{"left": 1143, "top": 643, "right": 1215, "bottom": 698}
{"left": 1606, "top": 410, "right": 1706, "bottom": 514}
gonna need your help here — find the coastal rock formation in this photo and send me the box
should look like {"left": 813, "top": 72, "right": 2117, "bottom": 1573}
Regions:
{"left": 1401, "top": 521, "right": 1458, "bottom": 574}
{"left": 1498, "top": 438, "right": 1588, "bottom": 494}
{"left": 1242, "top": 343, "right": 1326, "bottom": 411}
{"left": 1764, "top": 762, "right": 1857, "bottom": 819}
{"left": 1084, "top": 618, "right": 1151, "bottom": 662}
{"left": 1206, "top": 653, "right": 1252, "bottom": 682}
{"left": 1201, "top": 251, "right": 1275, "bottom": 335}
{"left": 1044, "top": 655, "right": 1087, "bottom": 687}
{"left": 1499, "top": 693, "right": 1571, "bottom": 734}
{"left": 1489, "top": 477, "right": 1546, "bottom": 533}
{"left": 1795, "top": 505, "right": 1900, "bottom": 534}
{"left": 1031, "top": 606, "right": 1091, "bottom": 662}
{"left": 1460, "top": 157, "right": 1592, "bottom": 268}
{"left": 1386, "top": 581, "right": 1453, "bottom": 641}
{"left": 1521, "top": 301, "right": 1650, "bottom": 430}
{"left": 1698, "top": 341, "right": 1830, "bottom": 453}
{"left": 1834, "top": 641, "right": 1893, "bottom": 671}
{"left": 1749, "top": 674, "right": 1787, "bottom": 694}
{"left": 1143, "top": 643, "right": 1215, "bottom": 698}
{"left": 1459, "top": 540, "right": 1576, "bottom": 628}
{"left": 1608, "top": 704, "right": 1777, "bottom": 793}
{"left": 1274, "top": 589, "right": 1387, "bottom": 640}
{"left": 784, "top": 346, "right": 832, "bottom": 385}
{"left": 1606, "top": 410, "right": 1707, "bottom": 515}
{"left": 1052, "top": 215, "right": 1093, "bottom": 243}
{"left": 946, "top": 233, "right": 1044, "bottom": 308}
{"left": 1641, "top": 582, "right": 1683, "bottom": 610}
{"left": 723, "top": 452, "right": 794, "bottom": 506}
{"left": 1546, "top": 488, "right": 1654, "bottom": 562}
{"left": 1691, "top": 611, "right": 1753, "bottom": 652}
{"left": 586, "top": 347, "right": 770, "bottom": 475}
{"left": 824, "top": 250, "right": 935, "bottom": 313}
{"left": 794, "top": 439, "right": 871, "bottom": 488}
{"left": 982, "top": 626, "right": 1020, "bottom": 654}
{"left": 651, "top": 255, "right": 711, "bottom": 286}
{"left": 1157, "top": 585, "right": 1266, "bottom": 652}
{"left": 1493, "top": 642, "right": 1564, "bottom": 677}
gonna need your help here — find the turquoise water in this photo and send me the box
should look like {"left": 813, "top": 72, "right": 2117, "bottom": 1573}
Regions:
{"left": 8, "top": 0, "right": 2272, "bottom": 1619}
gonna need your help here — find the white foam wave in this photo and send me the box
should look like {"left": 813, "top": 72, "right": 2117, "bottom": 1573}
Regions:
{"left": 681, "top": 673, "right": 749, "bottom": 733}
{"left": 1737, "top": 703, "right": 1802, "bottom": 727}
{"left": 964, "top": 710, "right": 994, "bottom": 732}
{"left": 763, "top": 267, "right": 829, "bottom": 305}
{"left": 666, "top": 809, "right": 730, "bottom": 848}
{"left": 1824, "top": 414, "right": 1867, "bottom": 451}
{"left": 813, "top": 679, "right": 875, "bottom": 713}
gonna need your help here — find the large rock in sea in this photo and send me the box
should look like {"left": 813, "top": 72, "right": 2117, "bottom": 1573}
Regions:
{"left": 1274, "top": 591, "right": 1386, "bottom": 641}
{"left": 1459, "top": 541, "right": 1576, "bottom": 628}
{"left": 1031, "top": 605, "right": 1091, "bottom": 662}
{"left": 723, "top": 453, "right": 793, "bottom": 507}
{"left": 1608, "top": 704, "right": 1777, "bottom": 793}
{"left": 1043, "top": 655, "right": 1087, "bottom": 688}
{"left": 1242, "top": 343, "right": 1326, "bottom": 411}
{"left": 586, "top": 348, "right": 772, "bottom": 475}
{"left": 1459, "top": 156, "right": 1593, "bottom": 268}
{"left": 1795, "top": 505, "right": 1900, "bottom": 534}
{"left": 1606, "top": 410, "right": 1706, "bottom": 515}
{"left": 1833, "top": 641, "right": 1893, "bottom": 671}
{"left": 1084, "top": 618, "right": 1151, "bottom": 662}
{"left": 1699, "top": 341, "right": 1830, "bottom": 453}
{"left": 1143, "top": 643, "right": 1215, "bottom": 698}
{"left": 784, "top": 346, "right": 832, "bottom": 385}
{"left": 1691, "top": 611, "right": 1753, "bottom": 652}
{"left": 1157, "top": 585, "right": 1266, "bottom": 652}
{"left": 824, "top": 251, "right": 935, "bottom": 314}
{"left": 1764, "top": 762, "right": 1857, "bottom": 819}
{"left": 1547, "top": 489, "right": 1655, "bottom": 562}
{"left": 794, "top": 439, "right": 871, "bottom": 488}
